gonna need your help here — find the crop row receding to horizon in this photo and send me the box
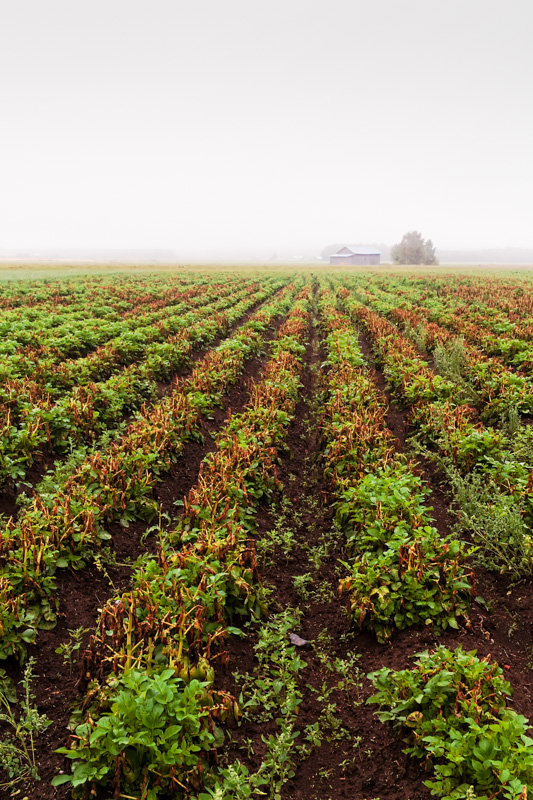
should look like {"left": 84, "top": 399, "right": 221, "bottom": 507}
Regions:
{"left": 2, "top": 269, "right": 533, "bottom": 800}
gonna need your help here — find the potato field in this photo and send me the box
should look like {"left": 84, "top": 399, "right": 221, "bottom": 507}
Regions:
{"left": 3, "top": 270, "right": 533, "bottom": 800}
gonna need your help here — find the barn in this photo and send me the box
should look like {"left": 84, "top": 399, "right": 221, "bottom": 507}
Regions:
{"left": 329, "top": 246, "right": 381, "bottom": 266}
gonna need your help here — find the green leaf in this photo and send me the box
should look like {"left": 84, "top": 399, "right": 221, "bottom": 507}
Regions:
{"left": 51, "top": 774, "right": 72, "bottom": 786}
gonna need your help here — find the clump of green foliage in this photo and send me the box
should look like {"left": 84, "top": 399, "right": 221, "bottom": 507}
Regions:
{"left": 369, "top": 647, "right": 533, "bottom": 799}
{"left": 410, "top": 421, "right": 533, "bottom": 578}
{"left": 53, "top": 669, "right": 226, "bottom": 799}
{"left": 337, "top": 463, "right": 472, "bottom": 641}
{"left": 448, "top": 468, "right": 532, "bottom": 577}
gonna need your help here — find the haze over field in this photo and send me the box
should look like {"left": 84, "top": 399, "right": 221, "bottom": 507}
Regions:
{"left": 1, "top": 0, "right": 532, "bottom": 261}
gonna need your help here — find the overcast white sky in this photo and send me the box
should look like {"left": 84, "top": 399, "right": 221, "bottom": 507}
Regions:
{"left": 1, "top": 0, "right": 532, "bottom": 257}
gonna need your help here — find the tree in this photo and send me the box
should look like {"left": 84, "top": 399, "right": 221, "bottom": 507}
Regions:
{"left": 391, "top": 231, "right": 438, "bottom": 265}
{"left": 320, "top": 243, "right": 345, "bottom": 261}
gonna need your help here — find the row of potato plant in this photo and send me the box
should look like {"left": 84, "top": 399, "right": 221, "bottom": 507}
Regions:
{"left": 365, "top": 274, "right": 533, "bottom": 361}
{"left": 369, "top": 646, "right": 533, "bottom": 799}
{"left": 0, "top": 280, "right": 282, "bottom": 487}
{"left": 323, "top": 285, "right": 533, "bottom": 798}
{"left": 417, "top": 273, "right": 533, "bottom": 319}
{"left": 0, "top": 284, "right": 296, "bottom": 662}
{"left": 343, "top": 280, "right": 533, "bottom": 422}
{"left": 0, "top": 273, "right": 202, "bottom": 312}
{"left": 0, "top": 278, "right": 259, "bottom": 411}
{"left": 360, "top": 274, "right": 533, "bottom": 385}
{"left": 372, "top": 273, "right": 533, "bottom": 320}
{"left": 1, "top": 280, "right": 257, "bottom": 388}
{"left": 317, "top": 289, "right": 473, "bottom": 642}
{"left": 357, "top": 273, "right": 533, "bottom": 331}
{"left": 0, "top": 277, "right": 208, "bottom": 363}
{"left": 337, "top": 287, "right": 533, "bottom": 578}
{"left": 51, "top": 290, "right": 311, "bottom": 799}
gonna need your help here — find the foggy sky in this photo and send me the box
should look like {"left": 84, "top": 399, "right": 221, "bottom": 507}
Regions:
{"left": 1, "top": 0, "right": 532, "bottom": 257}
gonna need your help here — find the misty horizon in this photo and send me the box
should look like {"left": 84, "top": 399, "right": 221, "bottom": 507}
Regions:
{"left": 4, "top": 244, "right": 533, "bottom": 266}
{"left": 1, "top": 1, "right": 532, "bottom": 255}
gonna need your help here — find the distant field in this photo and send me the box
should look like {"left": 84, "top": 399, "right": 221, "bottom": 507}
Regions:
{"left": 1, "top": 258, "right": 533, "bottom": 281}
{"left": 3, "top": 269, "right": 533, "bottom": 799}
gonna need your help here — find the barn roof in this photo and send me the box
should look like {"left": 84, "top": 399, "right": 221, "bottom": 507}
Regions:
{"left": 335, "top": 245, "right": 381, "bottom": 256}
